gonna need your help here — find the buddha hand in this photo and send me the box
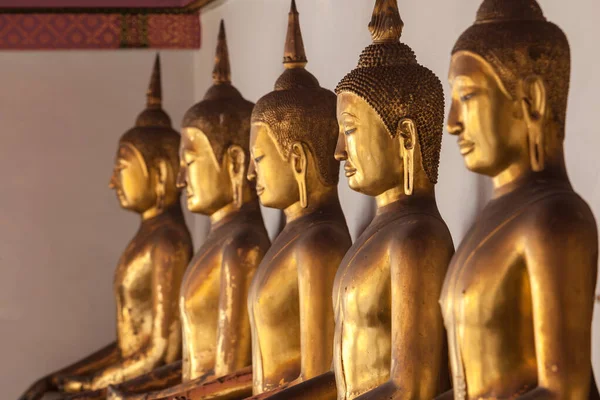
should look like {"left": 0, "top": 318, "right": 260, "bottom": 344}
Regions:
{"left": 18, "top": 376, "right": 52, "bottom": 400}
{"left": 58, "top": 374, "right": 93, "bottom": 393}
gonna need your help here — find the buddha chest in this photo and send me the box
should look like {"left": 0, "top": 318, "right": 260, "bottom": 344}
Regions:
{"left": 440, "top": 183, "right": 581, "bottom": 398}
{"left": 334, "top": 207, "right": 446, "bottom": 399}
{"left": 248, "top": 222, "right": 303, "bottom": 393}
{"left": 114, "top": 228, "right": 157, "bottom": 358}
{"left": 179, "top": 229, "right": 227, "bottom": 381}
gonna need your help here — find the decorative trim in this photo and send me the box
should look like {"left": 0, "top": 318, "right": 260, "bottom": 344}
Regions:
{"left": 0, "top": 7, "right": 192, "bottom": 14}
{"left": 0, "top": 12, "right": 200, "bottom": 49}
{"left": 0, "top": 0, "right": 196, "bottom": 7}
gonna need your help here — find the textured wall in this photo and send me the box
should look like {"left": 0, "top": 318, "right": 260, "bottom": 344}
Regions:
{"left": 0, "top": 51, "right": 196, "bottom": 398}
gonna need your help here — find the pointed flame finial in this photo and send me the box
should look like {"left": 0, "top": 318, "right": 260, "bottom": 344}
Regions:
{"left": 213, "top": 20, "right": 232, "bottom": 84}
{"left": 369, "top": 0, "right": 404, "bottom": 44}
{"left": 283, "top": 0, "right": 307, "bottom": 69}
{"left": 147, "top": 53, "right": 162, "bottom": 108}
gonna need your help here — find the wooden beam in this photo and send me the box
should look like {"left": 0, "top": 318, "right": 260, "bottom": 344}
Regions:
{"left": 184, "top": 0, "right": 221, "bottom": 11}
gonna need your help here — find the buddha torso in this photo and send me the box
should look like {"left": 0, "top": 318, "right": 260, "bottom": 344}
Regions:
{"left": 248, "top": 205, "right": 351, "bottom": 394}
{"left": 180, "top": 205, "right": 269, "bottom": 382}
{"left": 334, "top": 198, "right": 451, "bottom": 400}
{"left": 440, "top": 177, "right": 597, "bottom": 399}
{"left": 115, "top": 207, "right": 192, "bottom": 362}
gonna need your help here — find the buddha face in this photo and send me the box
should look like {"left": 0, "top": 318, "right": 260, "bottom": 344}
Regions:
{"left": 448, "top": 51, "right": 529, "bottom": 177}
{"left": 178, "top": 127, "right": 233, "bottom": 215}
{"left": 335, "top": 92, "right": 402, "bottom": 197}
{"left": 248, "top": 122, "right": 299, "bottom": 210}
{"left": 109, "top": 143, "right": 154, "bottom": 213}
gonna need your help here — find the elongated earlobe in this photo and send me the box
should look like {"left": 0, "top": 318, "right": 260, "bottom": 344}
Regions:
{"left": 298, "top": 177, "right": 308, "bottom": 208}
{"left": 521, "top": 75, "right": 547, "bottom": 172}
{"left": 398, "top": 118, "right": 416, "bottom": 196}
{"left": 227, "top": 145, "right": 246, "bottom": 209}
{"left": 291, "top": 142, "right": 308, "bottom": 208}
{"left": 156, "top": 160, "right": 168, "bottom": 211}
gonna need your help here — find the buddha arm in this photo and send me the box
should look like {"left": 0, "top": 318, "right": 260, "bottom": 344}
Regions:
{"left": 295, "top": 230, "right": 345, "bottom": 382}
{"left": 62, "top": 240, "right": 188, "bottom": 392}
{"left": 19, "top": 343, "right": 119, "bottom": 400}
{"left": 105, "top": 360, "right": 183, "bottom": 398}
{"left": 515, "top": 202, "right": 597, "bottom": 399}
{"left": 53, "top": 343, "right": 121, "bottom": 381}
{"left": 355, "top": 225, "right": 453, "bottom": 400}
{"left": 213, "top": 239, "right": 263, "bottom": 377}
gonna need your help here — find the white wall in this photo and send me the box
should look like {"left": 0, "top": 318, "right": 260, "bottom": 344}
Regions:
{"left": 196, "top": 0, "right": 600, "bottom": 371}
{"left": 3, "top": 1, "right": 599, "bottom": 397}
{"left": 0, "top": 51, "right": 196, "bottom": 399}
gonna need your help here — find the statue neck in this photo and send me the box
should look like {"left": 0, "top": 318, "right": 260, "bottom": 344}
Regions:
{"left": 210, "top": 197, "right": 261, "bottom": 229}
{"left": 492, "top": 146, "right": 569, "bottom": 198}
{"left": 209, "top": 182, "right": 258, "bottom": 227}
{"left": 141, "top": 199, "right": 180, "bottom": 222}
{"left": 284, "top": 185, "right": 341, "bottom": 224}
{"left": 376, "top": 167, "right": 435, "bottom": 209}
{"left": 141, "top": 201, "right": 184, "bottom": 224}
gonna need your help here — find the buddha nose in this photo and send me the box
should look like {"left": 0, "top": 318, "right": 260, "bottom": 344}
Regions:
{"left": 447, "top": 101, "right": 464, "bottom": 136}
{"left": 334, "top": 131, "right": 348, "bottom": 161}
{"left": 108, "top": 169, "right": 117, "bottom": 189}
{"left": 247, "top": 160, "right": 257, "bottom": 182}
{"left": 176, "top": 166, "right": 187, "bottom": 189}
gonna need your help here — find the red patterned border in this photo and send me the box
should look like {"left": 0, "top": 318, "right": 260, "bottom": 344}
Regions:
{"left": 0, "top": 12, "right": 200, "bottom": 49}
{"left": 0, "top": 0, "right": 195, "bottom": 7}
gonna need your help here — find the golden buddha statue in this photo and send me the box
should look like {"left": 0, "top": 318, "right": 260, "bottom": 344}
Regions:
{"left": 266, "top": 1, "right": 453, "bottom": 399}
{"left": 147, "top": 2, "right": 351, "bottom": 400}
{"left": 247, "top": 0, "right": 352, "bottom": 389}
{"left": 18, "top": 55, "right": 194, "bottom": 400}
{"left": 104, "top": 20, "right": 271, "bottom": 400}
{"left": 437, "top": 0, "right": 599, "bottom": 399}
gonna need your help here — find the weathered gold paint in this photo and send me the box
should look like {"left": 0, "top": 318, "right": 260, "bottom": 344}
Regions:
{"left": 105, "top": 21, "right": 270, "bottom": 400}
{"left": 18, "top": 55, "right": 193, "bottom": 400}
{"left": 437, "top": 1, "right": 599, "bottom": 399}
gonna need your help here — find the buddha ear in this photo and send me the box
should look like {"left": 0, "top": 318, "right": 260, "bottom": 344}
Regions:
{"left": 226, "top": 145, "right": 246, "bottom": 209}
{"left": 290, "top": 141, "right": 308, "bottom": 208}
{"left": 521, "top": 75, "right": 547, "bottom": 172}
{"left": 156, "top": 159, "right": 168, "bottom": 211}
{"left": 397, "top": 118, "right": 416, "bottom": 196}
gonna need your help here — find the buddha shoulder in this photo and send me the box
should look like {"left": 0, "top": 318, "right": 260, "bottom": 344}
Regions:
{"left": 148, "top": 224, "right": 193, "bottom": 262}
{"left": 293, "top": 221, "right": 351, "bottom": 262}
{"left": 385, "top": 212, "right": 453, "bottom": 255}
{"left": 521, "top": 192, "right": 597, "bottom": 249}
{"left": 222, "top": 224, "right": 270, "bottom": 264}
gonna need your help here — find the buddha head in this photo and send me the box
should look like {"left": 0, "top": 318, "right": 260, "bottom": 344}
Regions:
{"left": 109, "top": 55, "right": 181, "bottom": 217}
{"left": 448, "top": 0, "right": 570, "bottom": 177}
{"left": 178, "top": 21, "right": 255, "bottom": 216}
{"left": 335, "top": 0, "right": 444, "bottom": 197}
{"left": 248, "top": 0, "right": 339, "bottom": 210}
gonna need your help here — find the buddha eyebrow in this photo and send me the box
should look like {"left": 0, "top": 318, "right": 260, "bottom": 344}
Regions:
{"left": 452, "top": 76, "right": 476, "bottom": 87}
{"left": 341, "top": 111, "right": 359, "bottom": 120}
